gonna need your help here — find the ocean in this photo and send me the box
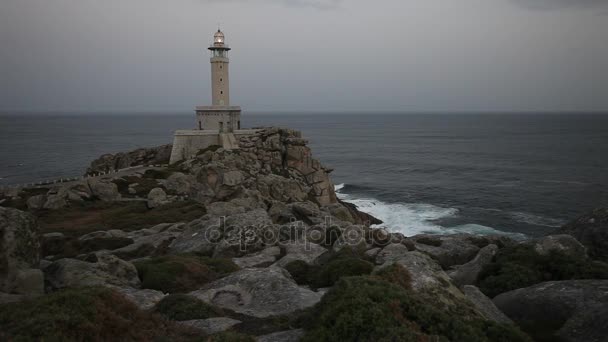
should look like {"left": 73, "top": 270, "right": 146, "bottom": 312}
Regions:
{"left": 1, "top": 112, "right": 607, "bottom": 238}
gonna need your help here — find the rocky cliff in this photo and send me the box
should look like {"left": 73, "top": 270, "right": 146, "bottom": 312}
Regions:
{"left": 86, "top": 144, "right": 172, "bottom": 175}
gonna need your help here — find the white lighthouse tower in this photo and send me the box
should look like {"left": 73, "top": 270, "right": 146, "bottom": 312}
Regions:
{"left": 210, "top": 30, "right": 230, "bottom": 106}
{"left": 170, "top": 29, "right": 253, "bottom": 164}
{"left": 194, "top": 29, "right": 242, "bottom": 132}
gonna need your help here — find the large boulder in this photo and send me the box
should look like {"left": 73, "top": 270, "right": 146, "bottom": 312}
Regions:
{"left": 273, "top": 242, "right": 328, "bottom": 268}
{"left": 533, "top": 234, "right": 586, "bottom": 257}
{"left": 463, "top": 285, "right": 512, "bottom": 324}
{"left": 109, "top": 286, "right": 166, "bottom": 310}
{"left": 233, "top": 246, "right": 281, "bottom": 268}
{"left": 376, "top": 250, "right": 461, "bottom": 297}
{"left": 559, "top": 207, "right": 608, "bottom": 262}
{"left": 26, "top": 195, "right": 46, "bottom": 210}
{"left": 44, "top": 253, "right": 140, "bottom": 290}
{"left": 170, "top": 209, "right": 276, "bottom": 258}
{"left": 374, "top": 243, "right": 410, "bottom": 265}
{"left": 147, "top": 187, "right": 168, "bottom": 208}
{"left": 87, "top": 179, "right": 121, "bottom": 201}
{"left": 189, "top": 267, "right": 323, "bottom": 318}
{"left": 448, "top": 244, "right": 498, "bottom": 286}
{"left": 111, "top": 230, "right": 180, "bottom": 260}
{"left": 0, "top": 207, "right": 43, "bottom": 295}
{"left": 409, "top": 234, "right": 481, "bottom": 269}
{"left": 493, "top": 280, "right": 608, "bottom": 342}
{"left": 78, "top": 229, "right": 133, "bottom": 253}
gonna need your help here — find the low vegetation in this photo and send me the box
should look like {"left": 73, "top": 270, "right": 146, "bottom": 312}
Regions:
{"left": 0, "top": 287, "right": 199, "bottom": 341}
{"left": 285, "top": 247, "right": 375, "bottom": 289}
{"left": 301, "top": 276, "right": 531, "bottom": 342}
{"left": 37, "top": 200, "right": 205, "bottom": 236}
{"left": 134, "top": 254, "right": 239, "bottom": 293}
{"left": 154, "top": 294, "right": 224, "bottom": 321}
{"left": 478, "top": 244, "right": 608, "bottom": 298}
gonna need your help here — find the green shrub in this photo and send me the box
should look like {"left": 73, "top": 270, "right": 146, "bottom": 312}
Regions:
{"left": 374, "top": 263, "right": 413, "bottom": 290}
{"left": 0, "top": 287, "right": 197, "bottom": 341}
{"left": 302, "top": 276, "right": 531, "bottom": 342}
{"left": 135, "top": 254, "right": 239, "bottom": 293}
{"left": 311, "top": 257, "right": 374, "bottom": 288}
{"left": 154, "top": 294, "right": 224, "bottom": 321}
{"left": 285, "top": 260, "right": 311, "bottom": 285}
{"left": 478, "top": 244, "right": 608, "bottom": 298}
{"left": 285, "top": 247, "right": 374, "bottom": 288}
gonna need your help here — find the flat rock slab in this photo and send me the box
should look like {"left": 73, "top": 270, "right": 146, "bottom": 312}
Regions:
{"left": 256, "top": 329, "right": 305, "bottom": 342}
{"left": 273, "top": 242, "right": 327, "bottom": 268}
{"left": 189, "top": 268, "right": 323, "bottom": 318}
{"left": 233, "top": 246, "right": 281, "bottom": 268}
{"left": 110, "top": 286, "right": 166, "bottom": 310}
{"left": 180, "top": 317, "right": 241, "bottom": 335}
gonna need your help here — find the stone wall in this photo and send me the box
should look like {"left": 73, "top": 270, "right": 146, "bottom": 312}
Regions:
{"left": 169, "top": 131, "right": 221, "bottom": 164}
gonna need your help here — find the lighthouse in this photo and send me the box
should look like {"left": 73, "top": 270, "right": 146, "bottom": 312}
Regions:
{"left": 170, "top": 29, "right": 252, "bottom": 164}
{"left": 209, "top": 30, "right": 230, "bottom": 106}
{"left": 194, "top": 29, "right": 242, "bottom": 133}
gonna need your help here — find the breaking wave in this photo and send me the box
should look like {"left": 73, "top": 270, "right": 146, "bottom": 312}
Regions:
{"left": 335, "top": 183, "right": 526, "bottom": 239}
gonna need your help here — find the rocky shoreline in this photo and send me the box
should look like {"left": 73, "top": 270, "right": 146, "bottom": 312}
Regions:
{"left": 1, "top": 127, "right": 607, "bottom": 341}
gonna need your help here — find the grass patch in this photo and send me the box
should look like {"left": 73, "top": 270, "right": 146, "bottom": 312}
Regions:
{"left": 478, "top": 244, "right": 608, "bottom": 298}
{"left": 0, "top": 287, "right": 199, "bottom": 341}
{"left": 37, "top": 200, "right": 205, "bottom": 237}
{"left": 135, "top": 254, "right": 239, "bottom": 293}
{"left": 154, "top": 294, "right": 224, "bottom": 321}
{"left": 301, "top": 276, "right": 531, "bottom": 342}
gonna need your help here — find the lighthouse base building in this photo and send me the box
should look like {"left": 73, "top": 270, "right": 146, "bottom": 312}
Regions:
{"left": 170, "top": 30, "right": 258, "bottom": 164}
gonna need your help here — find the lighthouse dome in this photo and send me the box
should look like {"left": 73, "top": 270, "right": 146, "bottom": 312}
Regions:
{"left": 214, "top": 30, "right": 225, "bottom": 44}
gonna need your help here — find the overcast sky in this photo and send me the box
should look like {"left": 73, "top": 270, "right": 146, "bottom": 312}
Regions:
{"left": 0, "top": 0, "right": 607, "bottom": 112}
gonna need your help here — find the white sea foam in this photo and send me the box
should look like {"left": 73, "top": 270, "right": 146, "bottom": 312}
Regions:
{"left": 508, "top": 211, "right": 565, "bottom": 228}
{"left": 335, "top": 184, "right": 527, "bottom": 239}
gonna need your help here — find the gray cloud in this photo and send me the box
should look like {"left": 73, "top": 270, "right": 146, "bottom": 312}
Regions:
{"left": 207, "top": 0, "right": 342, "bottom": 9}
{"left": 1, "top": 0, "right": 607, "bottom": 112}
{"left": 509, "top": 0, "right": 608, "bottom": 10}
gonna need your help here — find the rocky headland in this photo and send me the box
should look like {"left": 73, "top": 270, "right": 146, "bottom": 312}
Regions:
{"left": 1, "top": 127, "right": 607, "bottom": 341}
